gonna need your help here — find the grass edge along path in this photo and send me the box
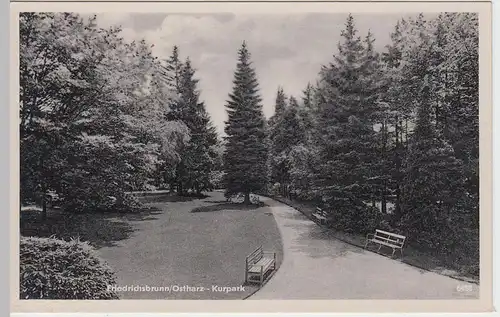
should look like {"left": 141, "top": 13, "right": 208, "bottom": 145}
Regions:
{"left": 266, "top": 195, "right": 479, "bottom": 285}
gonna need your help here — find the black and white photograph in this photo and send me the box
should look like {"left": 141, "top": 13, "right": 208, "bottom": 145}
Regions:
{"left": 15, "top": 5, "right": 489, "bottom": 308}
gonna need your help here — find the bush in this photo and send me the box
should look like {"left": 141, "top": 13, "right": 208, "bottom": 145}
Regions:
{"left": 269, "top": 183, "right": 281, "bottom": 196}
{"left": 209, "top": 170, "right": 226, "bottom": 190}
{"left": 113, "top": 192, "right": 143, "bottom": 213}
{"left": 20, "top": 236, "right": 119, "bottom": 299}
{"left": 326, "top": 198, "right": 384, "bottom": 234}
{"left": 62, "top": 189, "right": 143, "bottom": 213}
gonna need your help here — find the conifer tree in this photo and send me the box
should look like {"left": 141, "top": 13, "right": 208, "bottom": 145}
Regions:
{"left": 160, "top": 46, "right": 183, "bottom": 93}
{"left": 223, "top": 42, "right": 268, "bottom": 203}
{"left": 298, "top": 83, "right": 316, "bottom": 145}
{"left": 274, "top": 87, "right": 287, "bottom": 118}
{"left": 381, "top": 19, "right": 408, "bottom": 220}
{"left": 269, "top": 95, "right": 305, "bottom": 196}
{"left": 268, "top": 87, "right": 288, "bottom": 193}
{"left": 314, "top": 14, "right": 380, "bottom": 233}
{"left": 157, "top": 46, "right": 185, "bottom": 190}
{"left": 175, "top": 59, "right": 218, "bottom": 195}
{"left": 361, "top": 30, "right": 387, "bottom": 211}
{"left": 400, "top": 75, "right": 467, "bottom": 252}
{"left": 267, "top": 86, "right": 287, "bottom": 152}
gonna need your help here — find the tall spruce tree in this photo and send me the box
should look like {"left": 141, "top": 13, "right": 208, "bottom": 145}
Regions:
{"left": 401, "top": 75, "right": 467, "bottom": 252}
{"left": 176, "top": 58, "right": 218, "bottom": 195}
{"left": 361, "top": 30, "right": 387, "bottom": 211}
{"left": 160, "top": 46, "right": 183, "bottom": 93}
{"left": 297, "top": 83, "right": 316, "bottom": 145}
{"left": 157, "top": 46, "right": 185, "bottom": 191}
{"left": 274, "top": 87, "right": 287, "bottom": 117}
{"left": 268, "top": 87, "right": 288, "bottom": 193}
{"left": 283, "top": 83, "right": 320, "bottom": 199}
{"left": 269, "top": 95, "right": 305, "bottom": 196}
{"left": 268, "top": 87, "right": 287, "bottom": 152}
{"left": 223, "top": 42, "right": 268, "bottom": 203}
{"left": 381, "top": 19, "right": 408, "bottom": 221}
{"left": 314, "top": 14, "right": 380, "bottom": 233}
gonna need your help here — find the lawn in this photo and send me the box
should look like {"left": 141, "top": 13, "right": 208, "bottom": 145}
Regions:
{"left": 21, "top": 191, "right": 283, "bottom": 299}
{"left": 100, "top": 191, "right": 283, "bottom": 299}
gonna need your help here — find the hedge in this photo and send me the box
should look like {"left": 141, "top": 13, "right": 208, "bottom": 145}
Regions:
{"left": 20, "top": 236, "right": 119, "bottom": 299}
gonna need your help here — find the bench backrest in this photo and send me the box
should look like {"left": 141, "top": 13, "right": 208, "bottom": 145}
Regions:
{"left": 316, "top": 207, "right": 327, "bottom": 217}
{"left": 374, "top": 229, "right": 406, "bottom": 247}
{"left": 246, "top": 246, "right": 263, "bottom": 265}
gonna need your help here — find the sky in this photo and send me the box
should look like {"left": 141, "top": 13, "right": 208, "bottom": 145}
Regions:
{"left": 93, "top": 13, "right": 423, "bottom": 135}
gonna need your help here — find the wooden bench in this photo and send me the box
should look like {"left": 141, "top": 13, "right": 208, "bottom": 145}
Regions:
{"left": 312, "top": 207, "right": 328, "bottom": 225}
{"left": 226, "top": 193, "right": 243, "bottom": 202}
{"left": 245, "top": 246, "right": 276, "bottom": 285}
{"left": 364, "top": 229, "right": 406, "bottom": 258}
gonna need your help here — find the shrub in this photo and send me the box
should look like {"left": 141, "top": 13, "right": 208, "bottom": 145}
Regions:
{"left": 62, "top": 189, "right": 143, "bottom": 213}
{"left": 113, "top": 192, "right": 143, "bottom": 213}
{"left": 209, "top": 170, "right": 225, "bottom": 190}
{"left": 326, "top": 198, "right": 384, "bottom": 234}
{"left": 269, "top": 183, "right": 281, "bottom": 197}
{"left": 20, "top": 236, "right": 119, "bottom": 299}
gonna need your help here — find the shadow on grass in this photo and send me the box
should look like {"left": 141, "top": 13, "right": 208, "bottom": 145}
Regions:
{"left": 20, "top": 207, "right": 163, "bottom": 249}
{"left": 204, "top": 200, "right": 229, "bottom": 204}
{"left": 118, "top": 207, "right": 163, "bottom": 222}
{"left": 191, "top": 202, "right": 267, "bottom": 213}
{"left": 139, "top": 194, "right": 209, "bottom": 204}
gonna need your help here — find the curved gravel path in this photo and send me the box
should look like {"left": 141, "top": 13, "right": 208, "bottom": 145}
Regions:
{"left": 249, "top": 197, "right": 479, "bottom": 300}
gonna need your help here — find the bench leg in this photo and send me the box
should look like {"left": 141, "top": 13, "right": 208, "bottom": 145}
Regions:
{"left": 377, "top": 244, "right": 382, "bottom": 253}
{"left": 400, "top": 248, "right": 404, "bottom": 259}
{"left": 391, "top": 248, "right": 396, "bottom": 258}
{"left": 364, "top": 240, "right": 370, "bottom": 249}
{"left": 260, "top": 267, "right": 263, "bottom": 286}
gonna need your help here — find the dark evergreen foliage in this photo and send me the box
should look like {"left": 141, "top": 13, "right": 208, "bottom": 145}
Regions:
{"left": 223, "top": 42, "right": 268, "bottom": 203}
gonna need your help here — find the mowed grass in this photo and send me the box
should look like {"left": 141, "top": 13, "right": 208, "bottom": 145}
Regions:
{"left": 97, "top": 191, "right": 283, "bottom": 299}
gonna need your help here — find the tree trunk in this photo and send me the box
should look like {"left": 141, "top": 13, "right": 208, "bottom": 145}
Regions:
{"left": 381, "top": 120, "right": 387, "bottom": 214}
{"left": 381, "top": 186, "right": 387, "bottom": 214}
{"left": 244, "top": 192, "right": 250, "bottom": 205}
{"left": 41, "top": 182, "right": 47, "bottom": 221}
{"left": 39, "top": 153, "right": 47, "bottom": 221}
{"left": 394, "top": 118, "right": 402, "bottom": 223}
{"left": 394, "top": 186, "right": 401, "bottom": 224}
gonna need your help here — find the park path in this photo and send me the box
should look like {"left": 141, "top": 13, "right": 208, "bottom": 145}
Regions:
{"left": 249, "top": 197, "right": 479, "bottom": 300}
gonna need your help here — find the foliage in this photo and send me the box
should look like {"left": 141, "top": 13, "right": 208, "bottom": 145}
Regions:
{"left": 268, "top": 90, "right": 307, "bottom": 196}
{"left": 314, "top": 15, "right": 381, "bottom": 214}
{"left": 20, "top": 13, "right": 189, "bottom": 214}
{"left": 20, "top": 236, "right": 118, "bottom": 299}
{"left": 175, "top": 59, "right": 219, "bottom": 194}
{"left": 223, "top": 42, "right": 268, "bottom": 203}
{"left": 267, "top": 13, "right": 479, "bottom": 270}
{"left": 157, "top": 49, "right": 220, "bottom": 195}
{"left": 399, "top": 76, "right": 472, "bottom": 254}
{"left": 326, "top": 200, "right": 384, "bottom": 234}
